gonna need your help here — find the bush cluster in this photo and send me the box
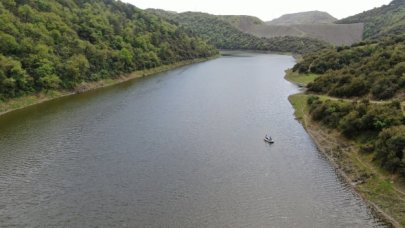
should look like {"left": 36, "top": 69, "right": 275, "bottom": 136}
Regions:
{"left": 308, "top": 96, "right": 405, "bottom": 176}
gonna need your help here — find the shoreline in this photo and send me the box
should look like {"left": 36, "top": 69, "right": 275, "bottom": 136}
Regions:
{"left": 288, "top": 92, "right": 404, "bottom": 227}
{"left": 0, "top": 56, "right": 218, "bottom": 118}
{"left": 298, "top": 105, "right": 402, "bottom": 228}
{"left": 286, "top": 56, "right": 403, "bottom": 228}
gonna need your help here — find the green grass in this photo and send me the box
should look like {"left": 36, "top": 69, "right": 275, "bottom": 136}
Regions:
{"left": 357, "top": 173, "right": 405, "bottom": 227}
{"left": 0, "top": 90, "right": 67, "bottom": 114}
{"left": 288, "top": 93, "right": 308, "bottom": 121}
{"left": 285, "top": 70, "right": 319, "bottom": 86}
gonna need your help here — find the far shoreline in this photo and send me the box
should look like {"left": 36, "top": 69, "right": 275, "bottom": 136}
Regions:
{"left": 0, "top": 56, "right": 218, "bottom": 119}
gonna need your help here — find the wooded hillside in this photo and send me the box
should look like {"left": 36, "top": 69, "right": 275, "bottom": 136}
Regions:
{"left": 0, "top": 0, "right": 218, "bottom": 100}
{"left": 337, "top": 0, "right": 405, "bottom": 39}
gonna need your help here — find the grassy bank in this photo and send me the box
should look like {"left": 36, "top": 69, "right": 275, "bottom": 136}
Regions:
{"left": 0, "top": 56, "right": 217, "bottom": 117}
{"left": 284, "top": 70, "right": 319, "bottom": 87}
{"left": 289, "top": 92, "right": 405, "bottom": 227}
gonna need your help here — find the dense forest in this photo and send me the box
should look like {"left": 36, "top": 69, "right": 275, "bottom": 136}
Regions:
{"left": 293, "top": 35, "right": 405, "bottom": 100}
{"left": 0, "top": 0, "right": 218, "bottom": 100}
{"left": 148, "top": 10, "right": 330, "bottom": 54}
{"left": 337, "top": 0, "right": 405, "bottom": 39}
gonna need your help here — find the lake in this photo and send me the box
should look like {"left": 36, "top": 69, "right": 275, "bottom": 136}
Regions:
{"left": 0, "top": 53, "right": 385, "bottom": 227}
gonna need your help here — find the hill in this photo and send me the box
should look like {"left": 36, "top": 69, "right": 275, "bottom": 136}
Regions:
{"left": 0, "top": 0, "right": 218, "bottom": 100}
{"left": 148, "top": 10, "right": 330, "bottom": 54}
{"left": 266, "top": 11, "right": 337, "bottom": 25}
{"left": 337, "top": 0, "right": 405, "bottom": 39}
{"left": 218, "top": 15, "right": 264, "bottom": 31}
{"left": 218, "top": 12, "right": 363, "bottom": 46}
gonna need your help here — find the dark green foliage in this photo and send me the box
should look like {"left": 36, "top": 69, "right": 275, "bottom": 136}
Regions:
{"left": 336, "top": 0, "right": 405, "bottom": 39}
{"left": 375, "top": 125, "right": 405, "bottom": 175}
{"left": 294, "top": 36, "right": 405, "bottom": 100}
{"left": 308, "top": 97, "right": 405, "bottom": 176}
{"left": 0, "top": 54, "right": 32, "bottom": 97}
{"left": 148, "top": 10, "right": 330, "bottom": 54}
{"left": 309, "top": 99, "right": 403, "bottom": 137}
{"left": 0, "top": 0, "right": 218, "bottom": 100}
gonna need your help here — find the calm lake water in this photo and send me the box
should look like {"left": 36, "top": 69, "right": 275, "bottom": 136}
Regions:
{"left": 0, "top": 53, "right": 385, "bottom": 227}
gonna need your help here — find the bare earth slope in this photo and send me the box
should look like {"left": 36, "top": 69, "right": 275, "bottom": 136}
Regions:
{"left": 220, "top": 12, "right": 364, "bottom": 46}
{"left": 240, "top": 23, "right": 364, "bottom": 46}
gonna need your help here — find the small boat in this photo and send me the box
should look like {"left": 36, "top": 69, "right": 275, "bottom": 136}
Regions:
{"left": 264, "top": 135, "right": 274, "bottom": 143}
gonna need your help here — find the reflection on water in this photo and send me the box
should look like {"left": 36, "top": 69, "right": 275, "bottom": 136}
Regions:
{"left": 0, "top": 53, "right": 385, "bottom": 227}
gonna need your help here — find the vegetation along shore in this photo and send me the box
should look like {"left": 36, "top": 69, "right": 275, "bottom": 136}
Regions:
{"left": 0, "top": 57, "right": 216, "bottom": 117}
{"left": 286, "top": 35, "right": 405, "bottom": 227}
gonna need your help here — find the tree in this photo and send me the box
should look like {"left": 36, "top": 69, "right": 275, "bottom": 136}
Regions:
{"left": 375, "top": 126, "right": 405, "bottom": 175}
{"left": 18, "top": 5, "right": 34, "bottom": 23}
{"left": 38, "top": 74, "right": 61, "bottom": 90}
{"left": 0, "top": 55, "right": 31, "bottom": 98}
{"left": 0, "top": 32, "right": 20, "bottom": 54}
{"left": 64, "top": 54, "right": 90, "bottom": 84}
